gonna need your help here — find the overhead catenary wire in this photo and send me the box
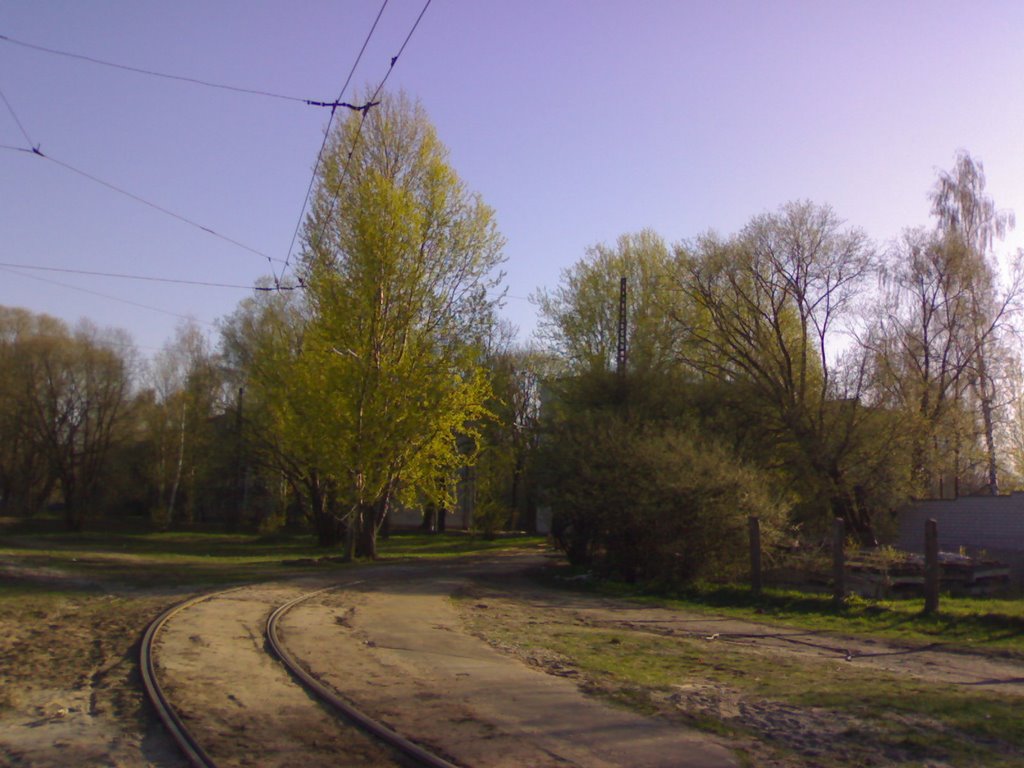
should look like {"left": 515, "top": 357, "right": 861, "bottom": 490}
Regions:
{"left": 0, "top": 81, "right": 35, "bottom": 147}
{"left": 0, "top": 144, "right": 286, "bottom": 266}
{"left": 0, "top": 261, "right": 299, "bottom": 290}
{"left": 0, "top": 32, "right": 369, "bottom": 111}
{"left": 286, "top": 0, "right": 433, "bottom": 289}
{"left": 278, "top": 0, "right": 390, "bottom": 286}
{"left": 0, "top": 266, "right": 217, "bottom": 327}
{"left": 1, "top": 8, "right": 430, "bottom": 334}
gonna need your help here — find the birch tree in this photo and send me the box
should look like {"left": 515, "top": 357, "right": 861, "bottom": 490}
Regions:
{"left": 929, "top": 152, "right": 1022, "bottom": 495}
{"left": 298, "top": 91, "right": 505, "bottom": 557}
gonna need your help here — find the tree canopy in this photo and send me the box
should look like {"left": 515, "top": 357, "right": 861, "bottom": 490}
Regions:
{"left": 294, "top": 91, "right": 506, "bottom": 555}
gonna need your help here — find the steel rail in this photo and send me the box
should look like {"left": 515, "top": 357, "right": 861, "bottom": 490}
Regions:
{"left": 140, "top": 587, "right": 246, "bottom": 768}
{"left": 266, "top": 585, "right": 462, "bottom": 768}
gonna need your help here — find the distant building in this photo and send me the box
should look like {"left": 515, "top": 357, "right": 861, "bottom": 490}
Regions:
{"left": 898, "top": 493, "right": 1024, "bottom": 585}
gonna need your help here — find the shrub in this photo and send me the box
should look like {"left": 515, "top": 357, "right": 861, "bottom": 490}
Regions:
{"left": 543, "top": 412, "right": 790, "bottom": 584}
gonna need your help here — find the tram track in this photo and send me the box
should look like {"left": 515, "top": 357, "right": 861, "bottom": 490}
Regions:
{"left": 139, "top": 588, "right": 239, "bottom": 768}
{"left": 140, "top": 580, "right": 459, "bottom": 768}
{"left": 138, "top": 555, "right": 740, "bottom": 768}
{"left": 266, "top": 585, "right": 460, "bottom": 768}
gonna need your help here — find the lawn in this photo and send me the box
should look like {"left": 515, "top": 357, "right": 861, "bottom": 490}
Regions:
{"left": 540, "top": 567, "right": 1024, "bottom": 657}
{"left": 0, "top": 517, "right": 547, "bottom": 588}
{"left": 458, "top": 575, "right": 1024, "bottom": 767}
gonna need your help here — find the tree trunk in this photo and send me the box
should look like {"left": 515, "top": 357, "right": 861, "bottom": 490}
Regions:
{"left": 356, "top": 503, "right": 376, "bottom": 559}
{"left": 62, "top": 472, "right": 84, "bottom": 532}
{"left": 63, "top": 497, "right": 84, "bottom": 532}
{"left": 168, "top": 401, "right": 186, "bottom": 524}
{"left": 420, "top": 504, "right": 437, "bottom": 533}
{"left": 355, "top": 492, "right": 390, "bottom": 559}
{"left": 309, "top": 472, "right": 341, "bottom": 548}
{"left": 975, "top": 362, "right": 999, "bottom": 495}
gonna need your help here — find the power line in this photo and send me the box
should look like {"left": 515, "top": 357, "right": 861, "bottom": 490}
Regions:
{"left": 372, "top": 0, "right": 433, "bottom": 98}
{"left": 0, "top": 32, "right": 366, "bottom": 110}
{"left": 1, "top": 144, "right": 285, "bottom": 265}
{"left": 279, "top": 0, "right": 390, "bottom": 285}
{"left": 0, "top": 265, "right": 216, "bottom": 327}
{"left": 0, "top": 82, "right": 35, "bottom": 147}
{"left": 291, "top": 0, "right": 432, "bottom": 287}
{"left": 0, "top": 261, "right": 298, "bottom": 290}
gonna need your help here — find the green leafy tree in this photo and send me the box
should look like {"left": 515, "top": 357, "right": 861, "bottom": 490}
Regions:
{"left": 149, "top": 322, "right": 227, "bottom": 526}
{"left": 219, "top": 287, "right": 345, "bottom": 543}
{"left": 298, "top": 91, "right": 505, "bottom": 558}
{"left": 673, "top": 201, "right": 887, "bottom": 541}
{"left": 542, "top": 409, "right": 790, "bottom": 584}
{"left": 534, "top": 229, "right": 681, "bottom": 378}
{"left": 13, "top": 317, "right": 134, "bottom": 531}
{"left": 866, "top": 154, "right": 1023, "bottom": 497}
{"left": 473, "top": 341, "right": 554, "bottom": 534}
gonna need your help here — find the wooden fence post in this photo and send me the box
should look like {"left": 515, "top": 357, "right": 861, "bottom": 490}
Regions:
{"left": 749, "top": 516, "right": 762, "bottom": 597}
{"left": 832, "top": 517, "right": 845, "bottom": 607}
{"left": 924, "top": 518, "right": 939, "bottom": 615}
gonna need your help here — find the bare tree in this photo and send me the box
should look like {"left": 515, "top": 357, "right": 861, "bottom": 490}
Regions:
{"left": 21, "top": 321, "right": 133, "bottom": 531}
{"left": 673, "top": 201, "right": 885, "bottom": 540}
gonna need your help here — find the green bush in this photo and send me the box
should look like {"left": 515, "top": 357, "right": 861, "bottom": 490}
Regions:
{"left": 544, "top": 412, "right": 790, "bottom": 584}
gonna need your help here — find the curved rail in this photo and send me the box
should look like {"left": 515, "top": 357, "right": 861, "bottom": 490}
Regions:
{"left": 266, "top": 586, "right": 461, "bottom": 768}
{"left": 140, "top": 587, "right": 244, "bottom": 768}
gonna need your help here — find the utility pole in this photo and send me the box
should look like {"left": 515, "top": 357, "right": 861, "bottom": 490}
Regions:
{"left": 232, "top": 385, "right": 245, "bottom": 531}
{"left": 616, "top": 276, "right": 627, "bottom": 382}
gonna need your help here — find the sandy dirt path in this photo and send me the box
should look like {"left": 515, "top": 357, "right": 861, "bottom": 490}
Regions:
{"left": 154, "top": 580, "right": 409, "bottom": 768}
{"left": 0, "top": 583, "right": 186, "bottom": 768}
{"left": 277, "top": 556, "right": 739, "bottom": 768}
{"left": 152, "top": 553, "right": 1024, "bottom": 768}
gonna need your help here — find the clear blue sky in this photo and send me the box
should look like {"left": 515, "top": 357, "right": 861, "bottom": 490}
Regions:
{"left": 3, "top": 1, "right": 1024, "bottom": 354}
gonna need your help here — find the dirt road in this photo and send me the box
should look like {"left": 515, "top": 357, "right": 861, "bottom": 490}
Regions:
{"left": 155, "top": 554, "right": 738, "bottom": 767}
{"left": 153, "top": 580, "right": 408, "bottom": 767}
{"left": 276, "top": 557, "right": 738, "bottom": 767}
{"left": 8, "top": 550, "right": 1022, "bottom": 767}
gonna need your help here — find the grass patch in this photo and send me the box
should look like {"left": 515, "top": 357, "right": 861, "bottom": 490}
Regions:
{"left": 540, "top": 568, "right": 1024, "bottom": 657}
{"left": 0, "top": 521, "right": 548, "bottom": 589}
{"left": 377, "top": 531, "right": 547, "bottom": 558}
{"left": 459, "top": 593, "right": 1024, "bottom": 767}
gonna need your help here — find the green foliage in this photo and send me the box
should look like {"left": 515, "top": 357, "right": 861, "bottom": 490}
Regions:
{"left": 219, "top": 286, "right": 346, "bottom": 545}
{"left": 146, "top": 322, "right": 238, "bottom": 527}
{"left": 534, "top": 229, "right": 680, "bottom": 376}
{"left": 0, "top": 308, "right": 133, "bottom": 530}
{"left": 470, "top": 343, "right": 553, "bottom": 533}
{"left": 676, "top": 202, "right": 893, "bottom": 541}
{"left": 543, "top": 406, "right": 790, "bottom": 584}
{"left": 293, "top": 91, "right": 506, "bottom": 554}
